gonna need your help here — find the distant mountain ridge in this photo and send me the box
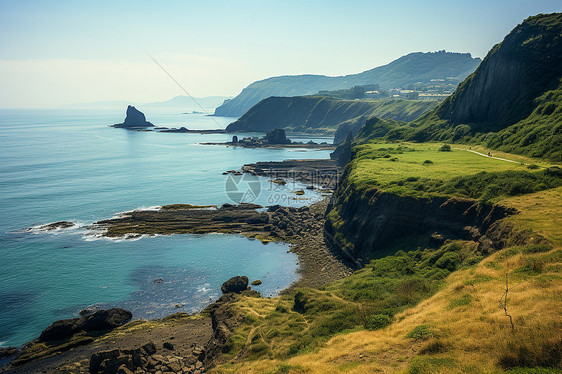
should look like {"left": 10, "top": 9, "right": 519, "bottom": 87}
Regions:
{"left": 214, "top": 51, "right": 481, "bottom": 117}
{"left": 381, "top": 13, "right": 562, "bottom": 161}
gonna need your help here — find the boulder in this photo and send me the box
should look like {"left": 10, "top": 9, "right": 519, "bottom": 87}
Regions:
{"left": 89, "top": 349, "right": 120, "bottom": 373}
{"left": 81, "top": 308, "right": 133, "bottom": 331}
{"left": 39, "top": 308, "right": 132, "bottom": 342}
{"left": 264, "top": 128, "right": 291, "bottom": 144}
{"left": 220, "top": 276, "right": 249, "bottom": 294}
{"left": 113, "top": 106, "right": 154, "bottom": 128}
{"left": 79, "top": 305, "right": 101, "bottom": 316}
{"left": 89, "top": 342, "right": 156, "bottom": 374}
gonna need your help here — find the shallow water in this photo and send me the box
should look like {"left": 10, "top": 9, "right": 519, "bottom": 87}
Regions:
{"left": 0, "top": 107, "right": 332, "bottom": 346}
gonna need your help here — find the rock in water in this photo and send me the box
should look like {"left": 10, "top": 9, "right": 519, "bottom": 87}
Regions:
{"left": 113, "top": 106, "right": 154, "bottom": 128}
{"left": 265, "top": 128, "right": 291, "bottom": 144}
{"left": 38, "top": 308, "right": 132, "bottom": 342}
{"left": 221, "top": 276, "right": 249, "bottom": 294}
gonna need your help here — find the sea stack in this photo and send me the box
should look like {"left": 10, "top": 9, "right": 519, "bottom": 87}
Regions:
{"left": 113, "top": 105, "right": 154, "bottom": 128}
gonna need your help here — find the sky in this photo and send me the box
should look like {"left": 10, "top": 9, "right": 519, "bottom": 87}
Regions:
{"left": 0, "top": 0, "right": 560, "bottom": 108}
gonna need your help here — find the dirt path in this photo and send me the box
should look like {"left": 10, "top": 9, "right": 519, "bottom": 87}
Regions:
{"left": 454, "top": 148, "right": 523, "bottom": 164}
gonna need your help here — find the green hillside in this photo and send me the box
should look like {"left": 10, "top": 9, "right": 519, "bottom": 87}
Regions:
{"left": 376, "top": 13, "right": 562, "bottom": 161}
{"left": 215, "top": 51, "right": 480, "bottom": 116}
{"left": 226, "top": 96, "right": 437, "bottom": 141}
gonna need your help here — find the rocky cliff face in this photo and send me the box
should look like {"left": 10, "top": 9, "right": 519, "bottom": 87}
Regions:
{"left": 434, "top": 13, "right": 562, "bottom": 131}
{"left": 226, "top": 96, "right": 435, "bottom": 141}
{"left": 215, "top": 51, "right": 480, "bottom": 117}
{"left": 324, "top": 183, "right": 516, "bottom": 264}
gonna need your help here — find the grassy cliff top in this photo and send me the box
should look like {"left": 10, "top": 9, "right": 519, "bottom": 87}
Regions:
{"left": 347, "top": 141, "right": 562, "bottom": 202}
{"left": 211, "top": 186, "right": 562, "bottom": 374}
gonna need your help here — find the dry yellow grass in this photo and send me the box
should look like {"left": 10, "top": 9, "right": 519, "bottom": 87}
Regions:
{"left": 503, "top": 187, "right": 562, "bottom": 246}
{"left": 211, "top": 188, "right": 562, "bottom": 373}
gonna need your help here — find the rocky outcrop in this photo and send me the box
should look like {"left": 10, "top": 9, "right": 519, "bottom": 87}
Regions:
{"left": 39, "top": 308, "right": 132, "bottom": 342}
{"left": 30, "top": 221, "right": 75, "bottom": 231}
{"left": 330, "top": 131, "right": 353, "bottom": 166}
{"left": 215, "top": 51, "right": 480, "bottom": 117}
{"left": 113, "top": 106, "right": 154, "bottom": 128}
{"left": 401, "top": 14, "right": 562, "bottom": 161}
{"left": 201, "top": 293, "right": 249, "bottom": 369}
{"left": 220, "top": 276, "right": 249, "bottom": 294}
{"left": 0, "top": 347, "right": 18, "bottom": 360}
{"left": 264, "top": 128, "right": 291, "bottom": 144}
{"left": 324, "top": 186, "right": 516, "bottom": 264}
{"left": 88, "top": 341, "right": 210, "bottom": 374}
{"left": 433, "top": 13, "right": 562, "bottom": 130}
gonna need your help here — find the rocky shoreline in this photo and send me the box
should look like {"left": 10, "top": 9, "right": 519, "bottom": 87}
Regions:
{"left": 93, "top": 199, "right": 353, "bottom": 288}
{"left": 3, "top": 158, "right": 352, "bottom": 373}
{"left": 0, "top": 282, "right": 248, "bottom": 374}
{"left": 200, "top": 141, "right": 336, "bottom": 150}
{"left": 241, "top": 159, "right": 341, "bottom": 189}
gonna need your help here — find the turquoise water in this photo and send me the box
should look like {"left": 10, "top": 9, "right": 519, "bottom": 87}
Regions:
{"left": 0, "top": 107, "right": 332, "bottom": 347}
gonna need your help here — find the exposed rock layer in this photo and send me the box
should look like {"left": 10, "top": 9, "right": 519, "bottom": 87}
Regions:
{"left": 324, "top": 187, "right": 518, "bottom": 263}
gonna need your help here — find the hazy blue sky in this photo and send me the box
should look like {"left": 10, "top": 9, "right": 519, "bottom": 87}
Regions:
{"left": 0, "top": 0, "right": 560, "bottom": 107}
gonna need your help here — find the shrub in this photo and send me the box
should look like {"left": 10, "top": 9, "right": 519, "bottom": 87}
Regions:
{"left": 423, "top": 159, "right": 433, "bottom": 164}
{"left": 464, "top": 256, "right": 484, "bottom": 266}
{"left": 365, "top": 314, "right": 391, "bottom": 330}
{"left": 435, "top": 252, "right": 460, "bottom": 271}
{"left": 516, "top": 258, "right": 545, "bottom": 275}
{"left": 293, "top": 290, "right": 307, "bottom": 313}
{"left": 527, "top": 164, "right": 539, "bottom": 169}
{"left": 407, "top": 325, "right": 435, "bottom": 340}
{"left": 439, "top": 144, "right": 452, "bottom": 152}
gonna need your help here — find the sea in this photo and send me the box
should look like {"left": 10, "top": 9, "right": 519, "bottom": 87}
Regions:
{"left": 0, "top": 106, "right": 333, "bottom": 348}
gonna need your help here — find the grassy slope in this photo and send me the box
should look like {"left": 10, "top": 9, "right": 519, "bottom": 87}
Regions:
{"left": 209, "top": 145, "right": 562, "bottom": 374}
{"left": 381, "top": 13, "right": 562, "bottom": 162}
{"left": 347, "top": 142, "right": 561, "bottom": 201}
{"left": 396, "top": 79, "right": 562, "bottom": 162}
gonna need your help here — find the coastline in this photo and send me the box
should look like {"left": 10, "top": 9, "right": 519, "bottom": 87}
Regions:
{"left": 92, "top": 198, "right": 353, "bottom": 289}
{"left": 1, "top": 158, "right": 352, "bottom": 373}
